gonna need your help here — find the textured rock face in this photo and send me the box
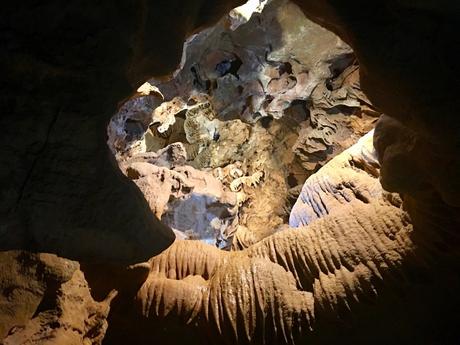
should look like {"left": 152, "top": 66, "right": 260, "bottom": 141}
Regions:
{"left": 105, "top": 130, "right": 459, "bottom": 345}
{"left": 0, "top": 0, "right": 247, "bottom": 264}
{"left": 293, "top": 62, "right": 378, "bottom": 171}
{"left": 0, "top": 252, "right": 77, "bottom": 339}
{"left": 109, "top": 0, "right": 380, "bottom": 248}
{"left": 3, "top": 271, "right": 115, "bottom": 345}
{"left": 121, "top": 144, "right": 239, "bottom": 247}
{"left": 0, "top": 252, "right": 113, "bottom": 344}
{"left": 1, "top": 0, "right": 460, "bottom": 344}
{"left": 290, "top": 130, "right": 381, "bottom": 227}
{"left": 290, "top": 0, "right": 460, "bottom": 213}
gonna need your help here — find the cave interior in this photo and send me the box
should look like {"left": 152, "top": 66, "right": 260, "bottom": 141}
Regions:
{"left": 1, "top": 1, "right": 460, "bottom": 344}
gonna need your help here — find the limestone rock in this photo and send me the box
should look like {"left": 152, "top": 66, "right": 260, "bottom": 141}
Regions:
{"left": 124, "top": 143, "right": 188, "bottom": 169}
{"left": 290, "top": 130, "right": 382, "bottom": 227}
{"left": 109, "top": 0, "right": 381, "bottom": 248}
{"left": 0, "top": 252, "right": 114, "bottom": 345}
{"left": 151, "top": 97, "right": 188, "bottom": 134}
{"left": 2, "top": 0, "right": 460, "bottom": 344}
{"left": 145, "top": 0, "right": 362, "bottom": 126}
{"left": 1, "top": 0, "right": 251, "bottom": 264}
{"left": 292, "top": 63, "right": 378, "bottom": 173}
{"left": 127, "top": 131, "right": 418, "bottom": 344}
{"left": 3, "top": 270, "right": 115, "bottom": 345}
{"left": 123, "top": 156, "right": 238, "bottom": 248}
{"left": 0, "top": 252, "right": 79, "bottom": 339}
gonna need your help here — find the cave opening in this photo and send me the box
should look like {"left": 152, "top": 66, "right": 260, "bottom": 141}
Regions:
{"left": 107, "top": 0, "right": 380, "bottom": 251}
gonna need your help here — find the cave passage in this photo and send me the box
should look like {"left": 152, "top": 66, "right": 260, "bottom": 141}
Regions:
{"left": 107, "top": 0, "right": 380, "bottom": 250}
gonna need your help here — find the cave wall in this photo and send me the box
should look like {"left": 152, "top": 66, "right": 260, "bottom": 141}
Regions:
{"left": 0, "top": 0, "right": 246, "bottom": 264}
{"left": 1, "top": 0, "right": 458, "bottom": 264}
{"left": 290, "top": 0, "right": 460, "bottom": 213}
{"left": 108, "top": 0, "right": 380, "bottom": 248}
{"left": 1, "top": 1, "right": 460, "bottom": 343}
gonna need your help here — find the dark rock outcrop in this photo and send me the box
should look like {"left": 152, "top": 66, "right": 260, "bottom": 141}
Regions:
{"left": 0, "top": 0, "right": 246, "bottom": 264}
{"left": 2, "top": 0, "right": 457, "bottom": 266}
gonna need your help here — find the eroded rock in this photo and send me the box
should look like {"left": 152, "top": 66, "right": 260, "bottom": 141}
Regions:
{"left": 122, "top": 147, "right": 238, "bottom": 248}
{"left": 120, "top": 130, "right": 419, "bottom": 345}
{"left": 290, "top": 130, "right": 382, "bottom": 227}
{"left": 3, "top": 270, "right": 115, "bottom": 345}
{"left": 0, "top": 252, "right": 113, "bottom": 345}
{"left": 110, "top": 0, "right": 380, "bottom": 247}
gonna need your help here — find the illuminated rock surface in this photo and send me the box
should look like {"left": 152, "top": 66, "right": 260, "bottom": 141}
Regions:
{"left": 1, "top": 0, "right": 459, "bottom": 344}
{"left": 109, "top": 0, "right": 379, "bottom": 247}
{"left": 0, "top": 252, "right": 113, "bottom": 344}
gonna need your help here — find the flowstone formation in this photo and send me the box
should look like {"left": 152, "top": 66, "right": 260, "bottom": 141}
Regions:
{"left": 106, "top": 131, "right": 427, "bottom": 345}
{"left": 108, "top": 0, "right": 380, "bottom": 248}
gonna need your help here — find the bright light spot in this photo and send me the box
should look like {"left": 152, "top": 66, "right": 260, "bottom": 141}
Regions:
{"left": 136, "top": 82, "right": 164, "bottom": 99}
{"left": 229, "top": 0, "right": 268, "bottom": 30}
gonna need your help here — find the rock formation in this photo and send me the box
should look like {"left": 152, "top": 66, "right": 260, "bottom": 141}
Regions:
{"left": 1, "top": 0, "right": 459, "bottom": 344}
{"left": 290, "top": 0, "right": 460, "bottom": 214}
{"left": 109, "top": 0, "right": 380, "bottom": 247}
{"left": 0, "top": 252, "right": 114, "bottom": 344}
{"left": 121, "top": 143, "right": 239, "bottom": 248}
{"left": 108, "top": 130, "right": 445, "bottom": 345}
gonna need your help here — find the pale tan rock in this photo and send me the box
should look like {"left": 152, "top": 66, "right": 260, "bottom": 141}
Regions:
{"left": 0, "top": 252, "right": 114, "bottom": 345}
{"left": 0, "top": 252, "right": 79, "bottom": 339}
{"left": 129, "top": 130, "right": 416, "bottom": 344}
{"left": 3, "top": 270, "right": 115, "bottom": 345}
{"left": 136, "top": 82, "right": 164, "bottom": 98}
{"left": 124, "top": 157, "right": 238, "bottom": 246}
{"left": 151, "top": 97, "right": 187, "bottom": 134}
{"left": 290, "top": 130, "right": 382, "bottom": 227}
